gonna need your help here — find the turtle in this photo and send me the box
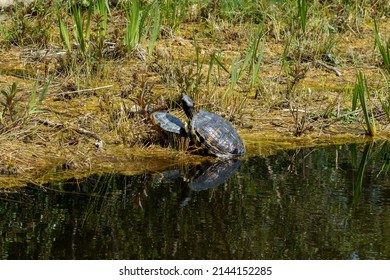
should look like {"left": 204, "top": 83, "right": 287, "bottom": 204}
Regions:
{"left": 151, "top": 111, "right": 186, "bottom": 136}
{"left": 151, "top": 111, "right": 189, "bottom": 150}
{"left": 181, "top": 94, "right": 246, "bottom": 158}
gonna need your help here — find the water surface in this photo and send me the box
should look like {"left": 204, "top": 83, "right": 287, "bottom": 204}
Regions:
{"left": 1, "top": 142, "right": 390, "bottom": 259}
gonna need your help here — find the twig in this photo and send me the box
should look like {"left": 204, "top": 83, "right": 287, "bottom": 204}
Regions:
{"left": 21, "top": 48, "right": 67, "bottom": 59}
{"left": 315, "top": 60, "right": 343, "bottom": 76}
{"left": 74, "top": 127, "right": 102, "bottom": 141}
{"left": 34, "top": 118, "right": 64, "bottom": 128}
{"left": 49, "top": 85, "right": 113, "bottom": 96}
{"left": 34, "top": 118, "right": 103, "bottom": 142}
{"left": 281, "top": 108, "right": 307, "bottom": 114}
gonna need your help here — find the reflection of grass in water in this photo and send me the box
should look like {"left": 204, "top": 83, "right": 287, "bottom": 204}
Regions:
{"left": 351, "top": 141, "right": 390, "bottom": 206}
{"left": 375, "top": 141, "right": 390, "bottom": 176}
{"left": 352, "top": 143, "right": 371, "bottom": 206}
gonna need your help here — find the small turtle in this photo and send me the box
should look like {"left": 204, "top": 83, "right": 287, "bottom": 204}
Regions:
{"left": 151, "top": 111, "right": 186, "bottom": 136}
{"left": 181, "top": 94, "right": 246, "bottom": 158}
{"left": 151, "top": 111, "right": 189, "bottom": 150}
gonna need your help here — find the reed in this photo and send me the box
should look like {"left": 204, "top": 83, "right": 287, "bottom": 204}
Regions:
{"left": 378, "top": 76, "right": 390, "bottom": 121}
{"left": 26, "top": 78, "right": 51, "bottom": 117}
{"left": 374, "top": 20, "right": 390, "bottom": 75}
{"left": 73, "top": 2, "right": 92, "bottom": 57}
{"left": 352, "top": 71, "right": 376, "bottom": 136}
{"left": 56, "top": 1, "right": 93, "bottom": 58}
{"left": 124, "top": 0, "right": 161, "bottom": 54}
{"left": 297, "top": 0, "right": 308, "bottom": 34}
{"left": 249, "top": 25, "right": 265, "bottom": 93}
{"left": 57, "top": 7, "right": 72, "bottom": 53}
{"left": 161, "top": 0, "right": 189, "bottom": 30}
{"left": 239, "top": 23, "right": 264, "bottom": 90}
{"left": 124, "top": 0, "right": 141, "bottom": 52}
{"left": 148, "top": 3, "right": 162, "bottom": 55}
{"left": 94, "top": 0, "right": 110, "bottom": 77}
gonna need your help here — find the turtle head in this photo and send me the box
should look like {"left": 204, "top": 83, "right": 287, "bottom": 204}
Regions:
{"left": 181, "top": 93, "right": 196, "bottom": 119}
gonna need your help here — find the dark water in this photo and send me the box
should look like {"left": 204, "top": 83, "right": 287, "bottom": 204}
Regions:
{"left": 1, "top": 142, "right": 390, "bottom": 260}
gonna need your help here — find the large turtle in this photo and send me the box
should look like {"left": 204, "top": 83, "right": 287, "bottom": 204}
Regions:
{"left": 181, "top": 94, "right": 246, "bottom": 158}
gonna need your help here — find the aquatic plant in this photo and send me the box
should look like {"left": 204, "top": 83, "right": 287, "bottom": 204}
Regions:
{"left": 123, "top": 0, "right": 161, "bottom": 55}
{"left": 0, "top": 78, "right": 50, "bottom": 127}
{"left": 352, "top": 71, "right": 376, "bottom": 136}
{"left": 160, "top": 0, "right": 190, "bottom": 30}
{"left": 148, "top": 3, "right": 162, "bottom": 55}
{"left": 378, "top": 77, "right": 390, "bottom": 122}
{"left": 124, "top": 0, "right": 141, "bottom": 52}
{"left": 26, "top": 79, "right": 51, "bottom": 118}
{"left": 69, "top": 1, "right": 92, "bottom": 57}
{"left": 57, "top": 7, "right": 72, "bottom": 53}
{"left": 94, "top": 0, "right": 110, "bottom": 77}
{"left": 1, "top": 1, "right": 53, "bottom": 47}
{"left": 374, "top": 20, "right": 390, "bottom": 75}
{"left": 297, "top": 0, "right": 308, "bottom": 34}
{"left": 0, "top": 82, "right": 20, "bottom": 122}
{"left": 290, "top": 105, "right": 308, "bottom": 137}
{"left": 56, "top": 0, "right": 93, "bottom": 70}
{"left": 56, "top": 0, "right": 114, "bottom": 79}
{"left": 240, "top": 23, "right": 265, "bottom": 94}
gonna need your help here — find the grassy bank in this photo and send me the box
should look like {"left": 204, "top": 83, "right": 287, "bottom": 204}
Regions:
{"left": 0, "top": 0, "right": 390, "bottom": 187}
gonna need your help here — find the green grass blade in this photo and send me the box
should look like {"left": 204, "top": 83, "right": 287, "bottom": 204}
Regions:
{"left": 148, "top": 3, "right": 161, "bottom": 55}
{"left": 354, "top": 71, "right": 376, "bottom": 136}
{"left": 56, "top": 4, "right": 71, "bottom": 53}
{"left": 297, "top": 0, "right": 308, "bottom": 34}
{"left": 213, "top": 55, "right": 230, "bottom": 75}
{"left": 374, "top": 20, "right": 390, "bottom": 75}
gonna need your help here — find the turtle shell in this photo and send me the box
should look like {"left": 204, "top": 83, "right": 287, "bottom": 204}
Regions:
{"left": 152, "top": 111, "right": 186, "bottom": 136}
{"left": 191, "top": 109, "right": 245, "bottom": 158}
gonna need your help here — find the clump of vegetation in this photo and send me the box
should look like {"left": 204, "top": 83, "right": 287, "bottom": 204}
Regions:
{"left": 1, "top": 0, "right": 390, "bottom": 180}
{"left": 374, "top": 20, "right": 390, "bottom": 75}
{"left": 123, "top": 0, "right": 162, "bottom": 55}
{"left": 378, "top": 79, "right": 390, "bottom": 122}
{"left": 0, "top": 1, "right": 53, "bottom": 47}
{"left": 352, "top": 71, "right": 376, "bottom": 136}
{"left": 0, "top": 79, "right": 49, "bottom": 134}
{"left": 56, "top": 0, "right": 110, "bottom": 79}
{"left": 0, "top": 82, "right": 20, "bottom": 123}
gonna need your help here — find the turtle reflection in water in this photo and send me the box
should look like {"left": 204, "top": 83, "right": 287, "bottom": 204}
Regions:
{"left": 151, "top": 94, "right": 245, "bottom": 158}
{"left": 157, "top": 159, "right": 242, "bottom": 206}
{"left": 188, "top": 159, "right": 242, "bottom": 191}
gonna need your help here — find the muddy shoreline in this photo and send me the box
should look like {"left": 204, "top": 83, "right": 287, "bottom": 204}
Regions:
{"left": 1, "top": 2, "right": 390, "bottom": 187}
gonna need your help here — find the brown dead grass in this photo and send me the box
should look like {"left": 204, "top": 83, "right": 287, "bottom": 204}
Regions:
{"left": 1, "top": 14, "right": 390, "bottom": 188}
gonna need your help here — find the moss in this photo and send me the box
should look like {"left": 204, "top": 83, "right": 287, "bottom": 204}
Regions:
{"left": 0, "top": 1, "right": 390, "bottom": 187}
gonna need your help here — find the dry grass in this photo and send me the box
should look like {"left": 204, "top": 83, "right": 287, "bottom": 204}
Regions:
{"left": 0, "top": 1, "right": 390, "bottom": 187}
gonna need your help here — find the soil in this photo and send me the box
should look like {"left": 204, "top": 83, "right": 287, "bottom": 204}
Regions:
{"left": 1, "top": 8, "right": 390, "bottom": 188}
